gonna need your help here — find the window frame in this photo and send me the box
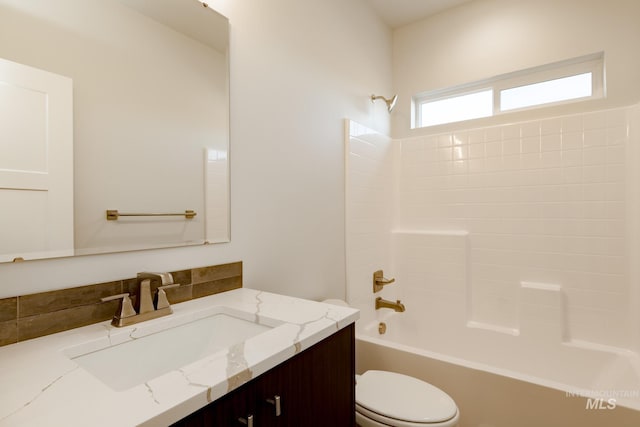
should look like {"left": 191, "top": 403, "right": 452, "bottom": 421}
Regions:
{"left": 412, "top": 52, "right": 605, "bottom": 129}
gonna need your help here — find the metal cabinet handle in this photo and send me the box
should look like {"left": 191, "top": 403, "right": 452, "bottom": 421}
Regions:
{"left": 266, "top": 395, "right": 281, "bottom": 416}
{"left": 238, "top": 415, "right": 253, "bottom": 427}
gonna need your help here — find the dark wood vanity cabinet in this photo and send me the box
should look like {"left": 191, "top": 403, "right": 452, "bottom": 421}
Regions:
{"left": 172, "top": 324, "right": 355, "bottom": 427}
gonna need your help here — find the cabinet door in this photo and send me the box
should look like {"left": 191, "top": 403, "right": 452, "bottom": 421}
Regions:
{"left": 244, "top": 325, "right": 355, "bottom": 426}
{"left": 274, "top": 324, "right": 355, "bottom": 426}
{"left": 172, "top": 324, "right": 355, "bottom": 427}
{"left": 211, "top": 383, "right": 257, "bottom": 427}
{"left": 172, "top": 377, "right": 260, "bottom": 427}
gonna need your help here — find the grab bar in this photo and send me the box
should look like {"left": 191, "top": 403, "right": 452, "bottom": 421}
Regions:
{"left": 106, "top": 209, "right": 197, "bottom": 221}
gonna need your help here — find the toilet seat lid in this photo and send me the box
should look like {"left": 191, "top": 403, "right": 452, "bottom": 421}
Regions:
{"left": 356, "top": 370, "right": 457, "bottom": 424}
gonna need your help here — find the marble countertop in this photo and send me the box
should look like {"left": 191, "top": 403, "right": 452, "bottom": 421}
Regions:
{"left": 0, "top": 288, "right": 359, "bottom": 426}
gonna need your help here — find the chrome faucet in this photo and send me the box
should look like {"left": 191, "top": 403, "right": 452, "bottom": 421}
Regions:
{"left": 375, "top": 297, "right": 405, "bottom": 312}
{"left": 102, "top": 272, "right": 179, "bottom": 327}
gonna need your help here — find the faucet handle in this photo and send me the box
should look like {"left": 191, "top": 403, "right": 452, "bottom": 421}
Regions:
{"left": 155, "top": 284, "right": 179, "bottom": 310}
{"left": 101, "top": 293, "right": 137, "bottom": 320}
{"left": 101, "top": 292, "right": 130, "bottom": 302}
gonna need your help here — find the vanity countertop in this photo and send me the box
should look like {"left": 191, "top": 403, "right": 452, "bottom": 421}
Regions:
{"left": 0, "top": 288, "right": 359, "bottom": 426}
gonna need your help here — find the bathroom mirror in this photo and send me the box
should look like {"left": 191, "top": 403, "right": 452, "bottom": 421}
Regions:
{"left": 0, "top": 0, "right": 230, "bottom": 262}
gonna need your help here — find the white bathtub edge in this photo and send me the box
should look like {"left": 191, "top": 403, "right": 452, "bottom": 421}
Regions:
{"left": 356, "top": 332, "right": 640, "bottom": 412}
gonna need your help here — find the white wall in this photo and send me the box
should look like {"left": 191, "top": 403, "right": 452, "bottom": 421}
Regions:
{"left": 392, "top": 0, "right": 640, "bottom": 139}
{"left": 0, "top": 0, "right": 392, "bottom": 300}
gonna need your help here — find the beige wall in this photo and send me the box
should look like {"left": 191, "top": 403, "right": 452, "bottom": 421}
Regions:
{"left": 392, "top": 0, "right": 640, "bottom": 138}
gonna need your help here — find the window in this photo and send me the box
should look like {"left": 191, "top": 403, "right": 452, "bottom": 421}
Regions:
{"left": 413, "top": 53, "right": 604, "bottom": 128}
{"left": 500, "top": 72, "right": 593, "bottom": 111}
{"left": 420, "top": 89, "right": 493, "bottom": 127}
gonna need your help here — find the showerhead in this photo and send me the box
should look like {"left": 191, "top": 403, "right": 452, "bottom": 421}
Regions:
{"left": 371, "top": 94, "right": 398, "bottom": 113}
{"left": 387, "top": 94, "right": 398, "bottom": 112}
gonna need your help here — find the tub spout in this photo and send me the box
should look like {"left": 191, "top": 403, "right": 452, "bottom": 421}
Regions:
{"left": 375, "top": 297, "right": 405, "bottom": 312}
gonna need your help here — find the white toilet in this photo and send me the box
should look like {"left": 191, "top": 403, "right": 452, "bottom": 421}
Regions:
{"left": 355, "top": 370, "right": 459, "bottom": 427}
{"left": 322, "top": 300, "right": 460, "bottom": 426}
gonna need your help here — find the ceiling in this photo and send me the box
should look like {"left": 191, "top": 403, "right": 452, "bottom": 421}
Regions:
{"left": 365, "top": 0, "right": 475, "bottom": 28}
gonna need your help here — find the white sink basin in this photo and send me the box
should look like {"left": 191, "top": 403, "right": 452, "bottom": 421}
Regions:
{"left": 68, "top": 313, "right": 272, "bottom": 391}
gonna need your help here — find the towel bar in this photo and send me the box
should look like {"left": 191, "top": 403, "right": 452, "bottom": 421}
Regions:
{"left": 106, "top": 210, "right": 197, "bottom": 220}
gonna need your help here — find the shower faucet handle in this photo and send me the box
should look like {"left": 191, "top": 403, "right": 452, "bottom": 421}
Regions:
{"left": 373, "top": 270, "right": 396, "bottom": 293}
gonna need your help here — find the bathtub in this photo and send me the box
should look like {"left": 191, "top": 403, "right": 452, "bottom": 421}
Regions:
{"left": 355, "top": 310, "right": 640, "bottom": 427}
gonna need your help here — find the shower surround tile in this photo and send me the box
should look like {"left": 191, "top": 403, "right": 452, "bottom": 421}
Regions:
{"left": 345, "top": 120, "right": 394, "bottom": 326}
{"left": 396, "top": 106, "right": 634, "bottom": 348}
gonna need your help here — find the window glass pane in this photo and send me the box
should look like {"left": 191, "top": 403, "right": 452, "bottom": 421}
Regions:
{"left": 500, "top": 72, "right": 592, "bottom": 112}
{"left": 420, "top": 90, "right": 493, "bottom": 127}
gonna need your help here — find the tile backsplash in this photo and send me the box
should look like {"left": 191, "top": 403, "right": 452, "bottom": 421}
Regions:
{"left": 0, "top": 261, "right": 242, "bottom": 347}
